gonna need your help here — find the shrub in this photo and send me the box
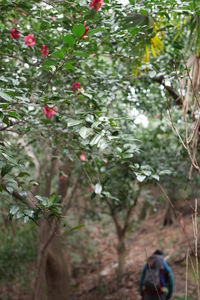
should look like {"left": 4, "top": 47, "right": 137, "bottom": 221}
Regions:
{"left": 0, "top": 223, "right": 38, "bottom": 283}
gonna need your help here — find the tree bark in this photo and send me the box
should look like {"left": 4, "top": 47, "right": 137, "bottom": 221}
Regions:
{"left": 117, "top": 234, "right": 126, "bottom": 276}
{"left": 32, "top": 166, "right": 81, "bottom": 300}
{"left": 33, "top": 156, "right": 72, "bottom": 300}
{"left": 33, "top": 219, "right": 70, "bottom": 300}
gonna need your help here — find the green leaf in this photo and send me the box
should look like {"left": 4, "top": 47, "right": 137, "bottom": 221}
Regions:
{"left": 10, "top": 205, "right": 19, "bottom": 215}
{"left": 140, "top": 9, "right": 148, "bottom": 16}
{"left": 88, "top": 28, "right": 104, "bottom": 36}
{"left": 159, "top": 170, "right": 171, "bottom": 175}
{"left": 102, "top": 191, "right": 120, "bottom": 202}
{"left": 73, "top": 51, "right": 89, "bottom": 57}
{"left": 90, "top": 133, "right": 103, "bottom": 146}
{"left": 152, "top": 174, "right": 159, "bottom": 181}
{"left": 29, "top": 180, "right": 39, "bottom": 186}
{"left": 7, "top": 111, "right": 20, "bottom": 119}
{"left": 35, "top": 195, "right": 48, "bottom": 205}
{"left": 63, "top": 34, "right": 75, "bottom": 47}
{"left": 51, "top": 50, "right": 65, "bottom": 60}
{"left": 0, "top": 90, "right": 13, "bottom": 102}
{"left": 79, "top": 126, "right": 93, "bottom": 139}
{"left": 0, "top": 103, "right": 9, "bottom": 109}
{"left": 2, "top": 153, "right": 17, "bottom": 164}
{"left": 136, "top": 174, "right": 146, "bottom": 182}
{"left": 72, "top": 24, "right": 85, "bottom": 38}
{"left": 0, "top": 111, "right": 3, "bottom": 122}
{"left": 2, "top": 116, "right": 10, "bottom": 126}
{"left": 18, "top": 171, "right": 30, "bottom": 177}
{"left": 142, "top": 170, "right": 151, "bottom": 176}
{"left": 67, "top": 119, "right": 83, "bottom": 127}
{"left": 42, "top": 59, "right": 58, "bottom": 67}
{"left": 82, "top": 92, "right": 93, "bottom": 99}
{"left": 1, "top": 164, "right": 13, "bottom": 177}
{"left": 64, "top": 61, "right": 75, "bottom": 71}
{"left": 6, "top": 180, "right": 18, "bottom": 193}
{"left": 16, "top": 211, "right": 23, "bottom": 219}
{"left": 70, "top": 224, "right": 84, "bottom": 232}
{"left": 85, "top": 114, "right": 94, "bottom": 123}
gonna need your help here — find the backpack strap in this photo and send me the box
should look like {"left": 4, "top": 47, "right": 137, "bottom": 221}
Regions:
{"left": 160, "top": 269, "right": 166, "bottom": 288}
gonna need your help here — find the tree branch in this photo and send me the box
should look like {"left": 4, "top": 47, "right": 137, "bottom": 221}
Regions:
{"left": 0, "top": 180, "right": 38, "bottom": 209}
{"left": 105, "top": 198, "right": 123, "bottom": 238}
{"left": 122, "top": 187, "right": 141, "bottom": 235}
{"left": 152, "top": 76, "right": 182, "bottom": 106}
{"left": 62, "top": 172, "right": 82, "bottom": 213}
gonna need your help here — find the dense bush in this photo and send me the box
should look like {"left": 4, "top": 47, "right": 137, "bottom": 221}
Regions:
{"left": 0, "top": 224, "right": 38, "bottom": 282}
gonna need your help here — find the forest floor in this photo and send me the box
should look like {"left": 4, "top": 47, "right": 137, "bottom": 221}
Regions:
{"left": 73, "top": 212, "right": 197, "bottom": 300}
{"left": 1, "top": 210, "right": 198, "bottom": 300}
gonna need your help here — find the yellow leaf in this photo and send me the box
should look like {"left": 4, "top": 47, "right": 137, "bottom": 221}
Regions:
{"left": 145, "top": 44, "right": 149, "bottom": 62}
{"left": 155, "top": 45, "right": 160, "bottom": 56}
{"left": 151, "top": 43, "right": 157, "bottom": 58}
{"left": 132, "top": 65, "right": 139, "bottom": 81}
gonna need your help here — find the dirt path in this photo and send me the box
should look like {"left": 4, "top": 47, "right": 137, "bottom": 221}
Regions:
{"left": 74, "top": 213, "right": 197, "bottom": 300}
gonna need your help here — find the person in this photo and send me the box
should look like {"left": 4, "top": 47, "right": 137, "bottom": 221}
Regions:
{"left": 139, "top": 250, "right": 174, "bottom": 300}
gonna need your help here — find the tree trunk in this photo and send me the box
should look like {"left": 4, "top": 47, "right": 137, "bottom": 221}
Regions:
{"left": 163, "top": 199, "right": 175, "bottom": 226}
{"left": 117, "top": 235, "right": 126, "bottom": 275}
{"left": 33, "top": 219, "right": 71, "bottom": 300}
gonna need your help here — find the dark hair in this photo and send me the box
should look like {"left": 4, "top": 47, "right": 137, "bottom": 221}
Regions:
{"left": 153, "top": 249, "right": 163, "bottom": 256}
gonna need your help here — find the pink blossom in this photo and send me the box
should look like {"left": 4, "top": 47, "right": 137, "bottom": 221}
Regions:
{"left": 80, "top": 154, "right": 86, "bottom": 161}
{"left": 60, "top": 174, "right": 69, "bottom": 180}
{"left": 88, "top": 186, "right": 93, "bottom": 193}
{"left": 72, "top": 81, "right": 81, "bottom": 92}
{"left": 82, "top": 22, "right": 89, "bottom": 38}
{"left": 89, "top": 0, "right": 104, "bottom": 11}
{"left": 12, "top": 19, "right": 18, "bottom": 24}
{"left": 24, "top": 34, "right": 35, "bottom": 46}
{"left": 10, "top": 28, "right": 20, "bottom": 40}
{"left": 40, "top": 44, "right": 49, "bottom": 56}
{"left": 42, "top": 106, "right": 56, "bottom": 118}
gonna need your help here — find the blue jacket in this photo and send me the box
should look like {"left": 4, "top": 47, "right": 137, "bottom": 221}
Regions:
{"left": 139, "top": 258, "right": 174, "bottom": 299}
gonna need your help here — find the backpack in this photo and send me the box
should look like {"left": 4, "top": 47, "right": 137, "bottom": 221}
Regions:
{"left": 143, "top": 255, "right": 165, "bottom": 292}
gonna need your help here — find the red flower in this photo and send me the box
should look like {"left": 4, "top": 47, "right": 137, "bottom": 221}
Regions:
{"left": 24, "top": 34, "right": 35, "bottom": 46}
{"left": 40, "top": 44, "right": 49, "bottom": 57}
{"left": 72, "top": 82, "right": 81, "bottom": 92}
{"left": 80, "top": 154, "right": 86, "bottom": 161}
{"left": 89, "top": 0, "right": 104, "bottom": 11}
{"left": 42, "top": 107, "right": 56, "bottom": 118}
{"left": 10, "top": 28, "right": 20, "bottom": 40}
{"left": 82, "top": 22, "right": 89, "bottom": 38}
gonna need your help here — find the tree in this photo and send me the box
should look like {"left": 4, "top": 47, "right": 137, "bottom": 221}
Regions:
{"left": 1, "top": 0, "right": 200, "bottom": 298}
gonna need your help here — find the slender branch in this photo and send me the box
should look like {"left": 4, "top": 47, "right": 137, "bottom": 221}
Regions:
{"left": 152, "top": 76, "right": 182, "bottom": 106}
{"left": 0, "top": 120, "right": 25, "bottom": 131}
{"left": 62, "top": 172, "right": 82, "bottom": 213}
{"left": 105, "top": 198, "right": 122, "bottom": 238}
{"left": 0, "top": 180, "right": 38, "bottom": 208}
{"left": 45, "top": 148, "right": 58, "bottom": 197}
{"left": 165, "top": 93, "right": 187, "bottom": 150}
{"left": 122, "top": 187, "right": 141, "bottom": 235}
{"left": 192, "top": 199, "right": 200, "bottom": 298}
